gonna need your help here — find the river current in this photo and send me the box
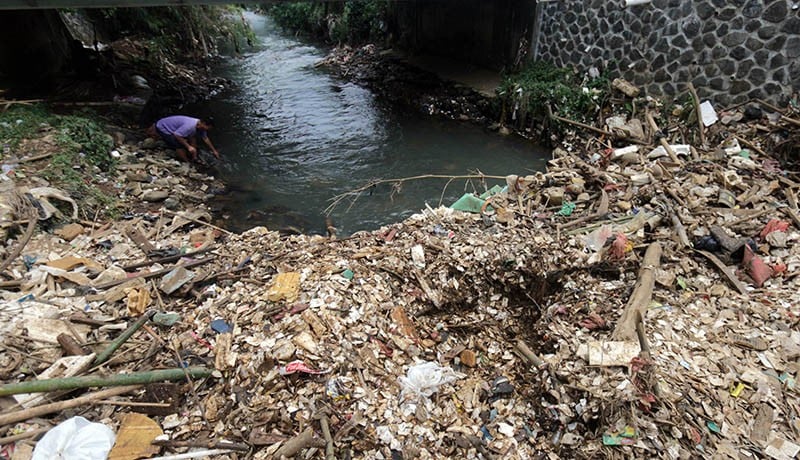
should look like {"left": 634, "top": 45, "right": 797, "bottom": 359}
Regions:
{"left": 201, "top": 12, "right": 548, "bottom": 235}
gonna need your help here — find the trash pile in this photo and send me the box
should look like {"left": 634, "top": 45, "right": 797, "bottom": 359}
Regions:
{"left": 1, "top": 86, "right": 800, "bottom": 460}
{"left": 317, "top": 45, "right": 495, "bottom": 125}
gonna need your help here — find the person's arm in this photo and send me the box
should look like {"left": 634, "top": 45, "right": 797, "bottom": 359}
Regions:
{"left": 203, "top": 136, "right": 220, "bottom": 159}
{"left": 174, "top": 134, "right": 197, "bottom": 158}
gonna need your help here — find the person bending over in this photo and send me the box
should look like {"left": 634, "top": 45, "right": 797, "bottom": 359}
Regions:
{"left": 150, "top": 115, "right": 220, "bottom": 163}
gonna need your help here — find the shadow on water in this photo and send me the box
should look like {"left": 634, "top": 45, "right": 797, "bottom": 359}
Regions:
{"left": 195, "top": 12, "right": 550, "bottom": 236}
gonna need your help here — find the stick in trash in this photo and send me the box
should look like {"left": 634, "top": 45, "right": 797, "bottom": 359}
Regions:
{"left": 515, "top": 340, "right": 544, "bottom": 368}
{"left": 57, "top": 333, "right": 89, "bottom": 356}
{"left": 274, "top": 428, "right": 326, "bottom": 459}
{"left": 0, "top": 385, "right": 140, "bottom": 427}
{"left": 687, "top": 83, "right": 706, "bottom": 147}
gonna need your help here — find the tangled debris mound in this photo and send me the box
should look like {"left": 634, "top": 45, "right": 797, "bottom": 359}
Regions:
{"left": 317, "top": 45, "right": 496, "bottom": 125}
{"left": 1, "top": 90, "right": 800, "bottom": 460}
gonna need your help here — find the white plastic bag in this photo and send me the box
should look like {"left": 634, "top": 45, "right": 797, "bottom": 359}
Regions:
{"left": 32, "top": 416, "right": 115, "bottom": 460}
{"left": 398, "top": 361, "right": 464, "bottom": 399}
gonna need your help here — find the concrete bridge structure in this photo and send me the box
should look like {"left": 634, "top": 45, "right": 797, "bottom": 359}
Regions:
{"left": 1, "top": 1, "right": 289, "bottom": 9}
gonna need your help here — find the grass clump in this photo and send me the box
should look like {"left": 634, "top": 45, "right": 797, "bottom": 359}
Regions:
{"left": 0, "top": 105, "right": 52, "bottom": 153}
{"left": 497, "top": 61, "right": 609, "bottom": 133}
{"left": 0, "top": 105, "right": 119, "bottom": 219}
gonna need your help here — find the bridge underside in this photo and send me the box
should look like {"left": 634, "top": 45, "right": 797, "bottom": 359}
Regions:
{"left": 1, "top": 0, "right": 306, "bottom": 9}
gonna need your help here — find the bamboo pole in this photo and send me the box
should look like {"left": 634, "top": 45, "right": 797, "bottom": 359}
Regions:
{"left": 0, "top": 367, "right": 212, "bottom": 397}
{"left": 93, "top": 311, "right": 155, "bottom": 366}
{"left": 92, "top": 257, "right": 212, "bottom": 290}
{"left": 0, "top": 426, "right": 50, "bottom": 445}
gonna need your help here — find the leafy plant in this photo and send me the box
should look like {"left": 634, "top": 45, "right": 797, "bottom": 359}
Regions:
{"left": 55, "top": 115, "right": 115, "bottom": 171}
{"left": 497, "top": 61, "right": 609, "bottom": 131}
{"left": 269, "top": 2, "right": 326, "bottom": 33}
{"left": 331, "top": 0, "right": 388, "bottom": 44}
{"left": 269, "top": 0, "right": 388, "bottom": 45}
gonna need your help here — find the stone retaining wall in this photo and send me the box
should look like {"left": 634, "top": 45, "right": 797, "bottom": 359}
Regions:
{"left": 534, "top": 0, "right": 800, "bottom": 106}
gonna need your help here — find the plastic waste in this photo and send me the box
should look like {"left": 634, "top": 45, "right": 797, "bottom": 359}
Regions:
{"left": 450, "top": 193, "right": 491, "bottom": 214}
{"left": 603, "top": 426, "right": 638, "bottom": 446}
{"left": 398, "top": 361, "right": 464, "bottom": 399}
{"left": 152, "top": 312, "right": 180, "bottom": 327}
{"left": 210, "top": 319, "right": 232, "bottom": 334}
{"left": 700, "top": 101, "right": 718, "bottom": 127}
{"left": 1, "top": 162, "right": 18, "bottom": 176}
{"left": 279, "top": 360, "right": 328, "bottom": 376}
{"left": 584, "top": 225, "right": 613, "bottom": 252}
{"left": 32, "top": 416, "right": 115, "bottom": 460}
{"left": 479, "top": 184, "right": 505, "bottom": 200}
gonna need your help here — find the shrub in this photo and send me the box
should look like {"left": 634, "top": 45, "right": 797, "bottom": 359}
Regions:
{"left": 497, "top": 61, "right": 609, "bottom": 132}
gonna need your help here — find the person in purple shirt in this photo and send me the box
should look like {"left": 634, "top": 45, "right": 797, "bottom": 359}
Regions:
{"left": 149, "top": 115, "right": 220, "bottom": 163}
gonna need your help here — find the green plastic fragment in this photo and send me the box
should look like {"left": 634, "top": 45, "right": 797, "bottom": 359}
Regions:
{"left": 706, "top": 421, "right": 720, "bottom": 433}
{"left": 677, "top": 277, "right": 688, "bottom": 290}
{"left": 479, "top": 184, "right": 505, "bottom": 200}
{"left": 450, "top": 193, "right": 491, "bottom": 214}
{"left": 779, "top": 372, "right": 797, "bottom": 389}
{"left": 556, "top": 201, "right": 576, "bottom": 216}
{"left": 602, "top": 426, "right": 638, "bottom": 446}
{"left": 152, "top": 312, "right": 180, "bottom": 327}
{"left": 341, "top": 269, "right": 354, "bottom": 280}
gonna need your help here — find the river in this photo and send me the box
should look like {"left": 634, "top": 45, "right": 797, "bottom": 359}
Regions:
{"left": 202, "top": 12, "right": 549, "bottom": 236}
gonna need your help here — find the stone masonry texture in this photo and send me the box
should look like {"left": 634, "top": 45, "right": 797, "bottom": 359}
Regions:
{"left": 535, "top": 0, "right": 800, "bottom": 106}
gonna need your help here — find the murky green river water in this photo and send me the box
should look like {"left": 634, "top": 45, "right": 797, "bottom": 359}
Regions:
{"left": 202, "top": 13, "right": 548, "bottom": 235}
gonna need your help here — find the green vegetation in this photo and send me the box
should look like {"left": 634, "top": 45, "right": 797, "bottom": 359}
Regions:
{"left": 268, "top": 3, "right": 326, "bottom": 35}
{"left": 269, "top": 0, "right": 389, "bottom": 44}
{"left": 55, "top": 115, "right": 115, "bottom": 172}
{"left": 0, "top": 105, "right": 51, "bottom": 152}
{"left": 497, "top": 61, "right": 609, "bottom": 132}
{"left": 86, "top": 6, "right": 254, "bottom": 58}
{"left": 0, "top": 105, "right": 119, "bottom": 218}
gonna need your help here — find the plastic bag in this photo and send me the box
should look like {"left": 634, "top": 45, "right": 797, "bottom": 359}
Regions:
{"left": 398, "top": 361, "right": 464, "bottom": 399}
{"left": 32, "top": 416, "right": 115, "bottom": 460}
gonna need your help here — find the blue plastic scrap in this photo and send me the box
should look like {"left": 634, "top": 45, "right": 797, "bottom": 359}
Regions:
{"left": 210, "top": 319, "right": 232, "bottom": 334}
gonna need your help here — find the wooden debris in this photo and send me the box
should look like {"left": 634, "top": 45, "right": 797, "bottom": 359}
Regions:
{"left": 612, "top": 243, "right": 661, "bottom": 342}
{"left": 274, "top": 428, "right": 326, "bottom": 459}
{"left": 0, "top": 385, "right": 141, "bottom": 426}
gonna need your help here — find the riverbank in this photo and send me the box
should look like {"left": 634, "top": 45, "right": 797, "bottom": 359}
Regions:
{"left": 1, "top": 80, "right": 800, "bottom": 459}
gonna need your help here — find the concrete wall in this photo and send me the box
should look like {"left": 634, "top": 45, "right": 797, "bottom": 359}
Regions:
{"left": 388, "top": 0, "right": 537, "bottom": 70}
{"left": 534, "top": 0, "right": 800, "bottom": 106}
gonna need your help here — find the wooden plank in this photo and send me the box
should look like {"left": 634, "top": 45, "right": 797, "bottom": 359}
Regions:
{"left": 125, "top": 224, "right": 155, "bottom": 254}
